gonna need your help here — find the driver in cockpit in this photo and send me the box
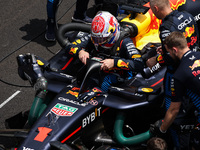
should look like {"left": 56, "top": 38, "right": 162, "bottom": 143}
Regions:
{"left": 67, "top": 11, "right": 145, "bottom": 92}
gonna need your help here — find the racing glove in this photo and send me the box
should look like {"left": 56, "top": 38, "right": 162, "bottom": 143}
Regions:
{"left": 78, "top": 87, "right": 103, "bottom": 103}
{"left": 150, "top": 119, "right": 167, "bottom": 138}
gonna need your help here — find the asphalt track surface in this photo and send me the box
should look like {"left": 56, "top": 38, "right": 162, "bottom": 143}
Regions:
{"left": 0, "top": 0, "right": 94, "bottom": 148}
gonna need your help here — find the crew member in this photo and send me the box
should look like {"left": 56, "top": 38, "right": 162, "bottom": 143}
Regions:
{"left": 150, "top": 31, "right": 200, "bottom": 149}
{"left": 148, "top": 0, "right": 199, "bottom": 149}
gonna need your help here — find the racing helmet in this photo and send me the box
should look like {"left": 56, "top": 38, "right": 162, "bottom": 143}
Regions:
{"left": 91, "top": 11, "right": 120, "bottom": 49}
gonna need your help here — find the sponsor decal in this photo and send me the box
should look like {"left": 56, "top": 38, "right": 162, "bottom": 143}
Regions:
{"left": 170, "top": 0, "right": 186, "bottom": 10}
{"left": 72, "top": 41, "right": 77, "bottom": 45}
{"left": 37, "top": 60, "right": 44, "bottom": 66}
{"left": 76, "top": 39, "right": 81, "bottom": 44}
{"left": 180, "top": 124, "right": 195, "bottom": 130}
{"left": 178, "top": 17, "right": 192, "bottom": 30}
{"left": 81, "top": 37, "right": 85, "bottom": 42}
{"left": 178, "top": 14, "right": 184, "bottom": 20}
{"left": 194, "top": 13, "right": 200, "bottom": 22}
{"left": 69, "top": 47, "right": 78, "bottom": 55}
{"left": 171, "top": 87, "right": 175, "bottom": 97}
{"left": 161, "top": 32, "right": 170, "bottom": 39}
{"left": 72, "top": 87, "right": 80, "bottom": 90}
{"left": 92, "top": 87, "right": 102, "bottom": 93}
{"left": 132, "top": 54, "right": 141, "bottom": 58}
{"left": 67, "top": 85, "right": 73, "bottom": 88}
{"left": 149, "top": 63, "right": 161, "bottom": 73}
{"left": 82, "top": 107, "right": 101, "bottom": 128}
{"left": 66, "top": 90, "right": 79, "bottom": 98}
{"left": 117, "top": 59, "right": 129, "bottom": 69}
{"left": 157, "top": 55, "right": 164, "bottom": 63}
{"left": 183, "top": 25, "right": 195, "bottom": 38}
{"left": 89, "top": 100, "right": 98, "bottom": 106}
{"left": 141, "top": 88, "right": 153, "bottom": 93}
{"left": 189, "top": 59, "right": 200, "bottom": 70}
{"left": 192, "top": 70, "right": 200, "bottom": 77}
{"left": 127, "top": 43, "right": 136, "bottom": 49}
{"left": 187, "top": 36, "right": 197, "bottom": 48}
{"left": 171, "top": 78, "right": 175, "bottom": 96}
{"left": 91, "top": 57, "right": 102, "bottom": 61}
{"left": 23, "top": 147, "right": 34, "bottom": 150}
{"left": 51, "top": 103, "right": 78, "bottom": 117}
{"left": 34, "top": 127, "right": 52, "bottom": 142}
{"left": 77, "top": 31, "right": 85, "bottom": 37}
{"left": 189, "top": 55, "right": 196, "bottom": 61}
{"left": 58, "top": 97, "right": 88, "bottom": 107}
{"left": 134, "top": 93, "right": 143, "bottom": 97}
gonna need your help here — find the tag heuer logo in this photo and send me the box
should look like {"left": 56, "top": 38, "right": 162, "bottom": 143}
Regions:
{"left": 51, "top": 103, "right": 78, "bottom": 116}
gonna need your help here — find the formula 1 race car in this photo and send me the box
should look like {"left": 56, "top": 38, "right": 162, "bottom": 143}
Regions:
{"left": 1, "top": 0, "right": 200, "bottom": 149}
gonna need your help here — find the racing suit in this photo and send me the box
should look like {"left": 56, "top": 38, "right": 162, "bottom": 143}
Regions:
{"left": 157, "top": 10, "right": 199, "bottom": 149}
{"left": 67, "top": 32, "right": 144, "bottom": 92}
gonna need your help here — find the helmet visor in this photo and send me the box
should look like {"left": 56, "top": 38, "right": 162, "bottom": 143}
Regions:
{"left": 91, "top": 33, "right": 113, "bottom": 45}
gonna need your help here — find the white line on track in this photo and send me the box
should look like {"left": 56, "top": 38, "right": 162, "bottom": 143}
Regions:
{"left": 0, "top": 90, "right": 21, "bottom": 108}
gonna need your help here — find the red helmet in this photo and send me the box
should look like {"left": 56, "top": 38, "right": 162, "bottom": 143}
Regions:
{"left": 91, "top": 11, "right": 120, "bottom": 49}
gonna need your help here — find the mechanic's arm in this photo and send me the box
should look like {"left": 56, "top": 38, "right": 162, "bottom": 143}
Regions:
{"left": 161, "top": 77, "right": 183, "bottom": 132}
{"left": 146, "top": 46, "right": 164, "bottom": 69}
{"left": 160, "top": 101, "right": 181, "bottom": 132}
{"left": 147, "top": 27, "right": 172, "bottom": 68}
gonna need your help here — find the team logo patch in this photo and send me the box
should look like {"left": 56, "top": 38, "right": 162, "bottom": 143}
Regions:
{"left": 69, "top": 47, "right": 78, "bottom": 55}
{"left": 189, "top": 59, "right": 200, "bottom": 70}
{"left": 157, "top": 55, "right": 164, "bottom": 63}
{"left": 51, "top": 103, "right": 78, "bottom": 117}
{"left": 117, "top": 60, "right": 129, "bottom": 69}
{"left": 184, "top": 25, "right": 195, "bottom": 38}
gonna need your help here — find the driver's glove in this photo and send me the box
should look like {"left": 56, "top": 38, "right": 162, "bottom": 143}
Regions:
{"left": 78, "top": 87, "right": 103, "bottom": 103}
{"left": 150, "top": 119, "right": 167, "bottom": 138}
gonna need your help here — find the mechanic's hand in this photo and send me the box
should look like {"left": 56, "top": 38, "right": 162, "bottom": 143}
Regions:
{"left": 150, "top": 119, "right": 167, "bottom": 138}
{"left": 100, "top": 59, "right": 114, "bottom": 70}
{"left": 78, "top": 49, "right": 89, "bottom": 65}
{"left": 146, "top": 56, "right": 157, "bottom": 69}
{"left": 156, "top": 46, "right": 163, "bottom": 55}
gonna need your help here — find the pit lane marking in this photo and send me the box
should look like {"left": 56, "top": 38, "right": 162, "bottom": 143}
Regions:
{"left": 0, "top": 90, "right": 21, "bottom": 108}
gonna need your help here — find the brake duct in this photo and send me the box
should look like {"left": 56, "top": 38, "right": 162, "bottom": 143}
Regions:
{"left": 114, "top": 112, "right": 152, "bottom": 145}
